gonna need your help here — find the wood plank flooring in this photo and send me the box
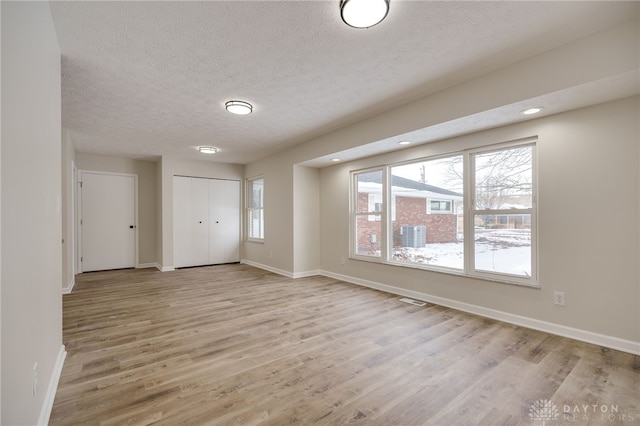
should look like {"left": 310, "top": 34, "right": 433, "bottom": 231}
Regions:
{"left": 50, "top": 264, "right": 639, "bottom": 425}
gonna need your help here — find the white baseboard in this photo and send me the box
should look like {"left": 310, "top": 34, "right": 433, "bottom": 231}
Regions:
{"left": 320, "top": 270, "right": 640, "bottom": 356}
{"left": 136, "top": 262, "right": 162, "bottom": 271}
{"left": 240, "top": 260, "right": 321, "bottom": 279}
{"left": 240, "top": 259, "right": 296, "bottom": 278}
{"left": 160, "top": 266, "right": 175, "bottom": 272}
{"left": 38, "top": 345, "right": 67, "bottom": 426}
{"left": 62, "top": 277, "right": 75, "bottom": 295}
{"left": 292, "top": 269, "right": 322, "bottom": 279}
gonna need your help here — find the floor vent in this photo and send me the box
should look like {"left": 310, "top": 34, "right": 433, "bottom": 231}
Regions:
{"left": 399, "top": 297, "right": 426, "bottom": 307}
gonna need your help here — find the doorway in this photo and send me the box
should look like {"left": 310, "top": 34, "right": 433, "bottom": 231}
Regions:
{"left": 78, "top": 171, "right": 137, "bottom": 272}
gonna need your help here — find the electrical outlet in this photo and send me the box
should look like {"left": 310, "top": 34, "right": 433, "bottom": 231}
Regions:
{"left": 32, "top": 362, "right": 39, "bottom": 396}
{"left": 554, "top": 291, "right": 566, "bottom": 306}
{"left": 340, "top": 257, "right": 345, "bottom": 265}
{"left": 269, "top": 251, "right": 273, "bottom": 258}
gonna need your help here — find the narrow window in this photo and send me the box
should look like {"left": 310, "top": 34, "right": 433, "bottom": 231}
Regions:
{"left": 247, "top": 176, "right": 264, "bottom": 240}
{"left": 353, "top": 169, "right": 383, "bottom": 257}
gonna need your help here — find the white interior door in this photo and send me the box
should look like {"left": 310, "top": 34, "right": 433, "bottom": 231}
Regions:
{"left": 209, "top": 179, "right": 240, "bottom": 264}
{"left": 80, "top": 172, "right": 136, "bottom": 272}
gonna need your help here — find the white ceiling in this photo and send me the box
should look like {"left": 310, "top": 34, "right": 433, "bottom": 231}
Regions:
{"left": 50, "top": 1, "right": 639, "bottom": 166}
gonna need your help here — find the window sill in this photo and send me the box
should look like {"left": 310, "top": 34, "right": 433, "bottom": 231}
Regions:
{"left": 350, "top": 255, "right": 540, "bottom": 289}
{"left": 245, "top": 239, "right": 265, "bottom": 244}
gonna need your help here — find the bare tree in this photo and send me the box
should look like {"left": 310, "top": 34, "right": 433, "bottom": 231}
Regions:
{"left": 443, "top": 146, "right": 532, "bottom": 209}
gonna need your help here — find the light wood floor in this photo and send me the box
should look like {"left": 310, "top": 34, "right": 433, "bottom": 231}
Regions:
{"left": 50, "top": 264, "right": 639, "bottom": 425}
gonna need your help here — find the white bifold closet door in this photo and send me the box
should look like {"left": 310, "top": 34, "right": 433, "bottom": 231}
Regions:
{"left": 173, "top": 176, "right": 240, "bottom": 268}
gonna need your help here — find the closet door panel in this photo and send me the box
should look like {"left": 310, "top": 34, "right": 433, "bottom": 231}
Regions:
{"left": 209, "top": 179, "right": 240, "bottom": 264}
{"left": 190, "top": 177, "right": 210, "bottom": 266}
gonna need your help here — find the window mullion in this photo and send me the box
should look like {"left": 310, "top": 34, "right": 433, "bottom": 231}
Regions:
{"left": 383, "top": 166, "right": 390, "bottom": 262}
{"left": 464, "top": 152, "right": 474, "bottom": 273}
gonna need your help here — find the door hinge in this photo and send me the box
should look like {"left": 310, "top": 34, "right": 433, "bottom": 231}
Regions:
{"left": 80, "top": 219, "right": 83, "bottom": 225}
{"left": 79, "top": 181, "right": 83, "bottom": 188}
{"left": 81, "top": 257, "right": 83, "bottom": 262}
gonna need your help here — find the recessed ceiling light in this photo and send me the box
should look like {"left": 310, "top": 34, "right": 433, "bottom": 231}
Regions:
{"left": 331, "top": 158, "right": 341, "bottom": 162}
{"left": 398, "top": 141, "right": 411, "bottom": 145}
{"left": 198, "top": 146, "right": 218, "bottom": 154}
{"left": 225, "top": 100, "right": 253, "bottom": 115}
{"left": 340, "top": 0, "right": 390, "bottom": 29}
{"left": 521, "top": 107, "right": 543, "bottom": 115}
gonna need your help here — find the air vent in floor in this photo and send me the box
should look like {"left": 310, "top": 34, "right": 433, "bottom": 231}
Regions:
{"left": 399, "top": 297, "right": 426, "bottom": 307}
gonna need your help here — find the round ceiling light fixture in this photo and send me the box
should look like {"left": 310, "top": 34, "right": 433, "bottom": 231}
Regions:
{"left": 398, "top": 141, "right": 411, "bottom": 145}
{"left": 331, "top": 158, "right": 341, "bottom": 162}
{"left": 225, "top": 100, "right": 253, "bottom": 115}
{"left": 340, "top": 0, "right": 390, "bottom": 29}
{"left": 198, "top": 146, "right": 218, "bottom": 154}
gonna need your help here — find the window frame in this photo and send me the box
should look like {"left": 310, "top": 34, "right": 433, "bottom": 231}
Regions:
{"left": 246, "top": 175, "right": 264, "bottom": 242}
{"left": 350, "top": 168, "right": 387, "bottom": 260}
{"left": 349, "top": 138, "right": 538, "bottom": 287}
{"left": 468, "top": 142, "right": 537, "bottom": 284}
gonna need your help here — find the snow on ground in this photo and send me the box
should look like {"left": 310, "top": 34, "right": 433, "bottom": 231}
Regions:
{"left": 393, "top": 228, "right": 531, "bottom": 277}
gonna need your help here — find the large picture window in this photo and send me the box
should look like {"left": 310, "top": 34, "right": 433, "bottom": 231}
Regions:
{"left": 350, "top": 140, "right": 537, "bottom": 286}
{"left": 247, "top": 176, "right": 264, "bottom": 240}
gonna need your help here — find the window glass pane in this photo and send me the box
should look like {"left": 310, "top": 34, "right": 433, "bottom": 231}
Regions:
{"left": 356, "top": 170, "right": 383, "bottom": 213}
{"left": 474, "top": 214, "right": 531, "bottom": 277}
{"left": 249, "top": 178, "right": 264, "bottom": 209}
{"left": 390, "top": 156, "right": 463, "bottom": 269}
{"left": 355, "top": 216, "right": 382, "bottom": 257}
{"left": 475, "top": 145, "right": 533, "bottom": 210}
{"left": 354, "top": 170, "right": 383, "bottom": 257}
{"left": 248, "top": 209, "right": 264, "bottom": 239}
{"left": 247, "top": 177, "right": 264, "bottom": 240}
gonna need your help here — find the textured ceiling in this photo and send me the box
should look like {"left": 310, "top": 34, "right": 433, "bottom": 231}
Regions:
{"left": 50, "top": 1, "right": 638, "bottom": 165}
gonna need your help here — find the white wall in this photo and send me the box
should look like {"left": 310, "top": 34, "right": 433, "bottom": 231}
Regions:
{"left": 1, "top": 2, "right": 64, "bottom": 424}
{"left": 319, "top": 97, "right": 639, "bottom": 346}
{"left": 159, "top": 156, "right": 244, "bottom": 269}
{"left": 244, "top": 154, "right": 295, "bottom": 275}
{"left": 293, "top": 165, "right": 320, "bottom": 276}
{"left": 61, "top": 129, "right": 76, "bottom": 292}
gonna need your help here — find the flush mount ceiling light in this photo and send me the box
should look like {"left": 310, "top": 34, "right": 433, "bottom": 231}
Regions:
{"left": 521, "top": 107, "right": 543, "bottom": 116}
{"left": 340, "top": 0, "right": 390, "bottom": 29}
{"left": 331, "top": 158, "right": 341, "bottom": 162}
{"left": 225, "top": 100, "right": 253, "bottom": 115}
{"left": 198, "top": 146, "right": 218, "bottom": 154}
{"left": 398, "top": 141, "right": 411, "bottom": 145}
